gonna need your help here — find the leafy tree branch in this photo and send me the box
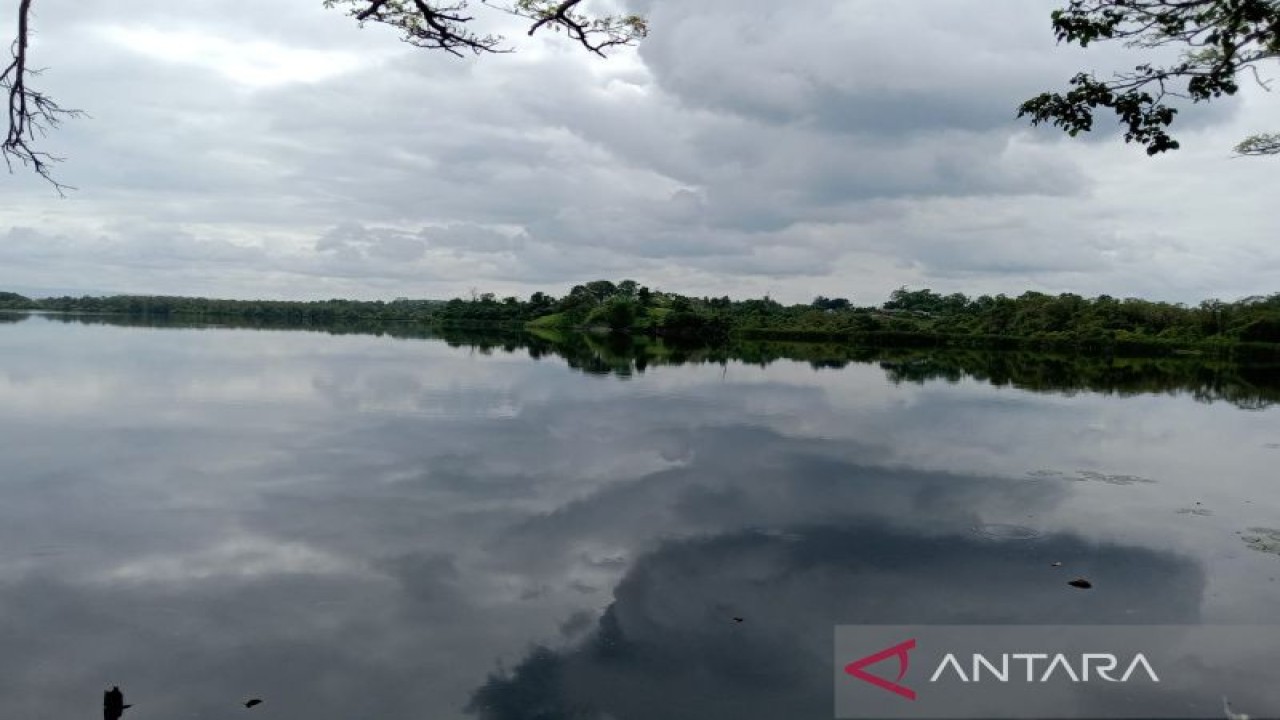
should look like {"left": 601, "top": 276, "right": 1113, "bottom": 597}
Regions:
{"left": 319, "top": 0, "right": 648, "bottom": 57}
{"left": 1020, "top": 0, "right": 1280, "bottom": 155}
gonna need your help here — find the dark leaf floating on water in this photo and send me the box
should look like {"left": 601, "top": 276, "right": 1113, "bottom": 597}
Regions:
{"left": 244, "top": 698, "right": 263, "bottom": 709}
{"left": 1068, "top": 578, "right": 1093, "bottom": 589}
{"left": 104, "top": 686, "right": 131, "bottom": 720}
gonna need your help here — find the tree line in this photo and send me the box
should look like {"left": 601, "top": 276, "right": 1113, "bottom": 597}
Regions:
{"left": 5, "top": 281, "right": 1280, "bottom": 354}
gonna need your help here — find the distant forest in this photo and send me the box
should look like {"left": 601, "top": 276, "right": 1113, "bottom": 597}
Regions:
{"left": 4, "top": 281, "right": 1280, "bottom": 357}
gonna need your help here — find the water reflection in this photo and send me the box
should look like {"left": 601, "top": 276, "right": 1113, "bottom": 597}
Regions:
{"left": 17, "top": 311, "right": 1280, "bottom": 408}
{"left": 470, "top": 521, "right": 1202, "bottom": 720}
{"left": 0, "top": 314, "right": 1275, "bottom": 719}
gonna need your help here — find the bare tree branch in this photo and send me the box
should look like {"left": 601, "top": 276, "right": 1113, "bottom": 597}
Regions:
{"left": 2, "top": 0, "right": 85, "bottom": 194}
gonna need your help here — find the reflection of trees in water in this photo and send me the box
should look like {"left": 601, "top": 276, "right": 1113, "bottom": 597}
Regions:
{"left": 875, "top": 351, "right": 1280, "bottom": 410}
{"left": 504, "top": 332, "right": 1280, "bottom": 409}
{"left": 32, "top": 314, "right": 1280, "bottom": 408}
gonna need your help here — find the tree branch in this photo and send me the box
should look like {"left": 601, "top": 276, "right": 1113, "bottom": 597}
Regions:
{"left": 327, "top": 0, "right": 507, "bottom": 56}
{"left": 1020, "top": 0, "right": 1280, "bottom": 156}
{"left": 326, "top": 0, "right": 646, "bottom": 57}
{"left": 3, "top": 0, "right": 84, "bottom": 194}
{"left": 505, "top": 0, "right": 648, "bottom": 57}
{"left": 1235, "top": 132, "right": 1280, "bottom": 155}
{"left": 355, "top": 0, "right": 392, "bottom": 20}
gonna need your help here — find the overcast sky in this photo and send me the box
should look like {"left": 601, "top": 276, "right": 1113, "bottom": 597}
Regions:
{"left": 1, "top": 0, "right": 1277, "bottom": 303}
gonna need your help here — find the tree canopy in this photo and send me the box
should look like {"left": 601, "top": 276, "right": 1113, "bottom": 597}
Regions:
{"left": 1018, "top": 0, "right": 1280, "bottom": 155}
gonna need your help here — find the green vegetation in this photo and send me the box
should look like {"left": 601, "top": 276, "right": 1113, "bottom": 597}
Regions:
{"left": 0, "top": 291, "right": 33, "bottom": 309}
{"left": 7, "top": 281, "right": 1280, "bottom": 359}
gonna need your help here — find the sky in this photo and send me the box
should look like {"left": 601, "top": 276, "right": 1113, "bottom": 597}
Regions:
{"left": 0, "top": 0, "right": 1277, "bottom": 304}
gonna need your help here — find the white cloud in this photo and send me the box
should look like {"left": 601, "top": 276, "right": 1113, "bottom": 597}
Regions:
{"left": 98, "top": 25, "right": 367, "bottom": 87}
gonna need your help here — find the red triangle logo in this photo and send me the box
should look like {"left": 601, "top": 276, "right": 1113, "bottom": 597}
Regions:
{"left": 844, "top": 638, "right": 917, "bottom": 701}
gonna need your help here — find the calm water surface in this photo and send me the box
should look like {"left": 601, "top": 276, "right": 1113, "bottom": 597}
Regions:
{"left": 1, "top": 315, "right": 1278, "bottom": 719}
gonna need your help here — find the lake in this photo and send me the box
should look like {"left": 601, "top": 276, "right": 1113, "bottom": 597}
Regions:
{"left": 2, "top": 313, "right": 1279, "bottom": 719}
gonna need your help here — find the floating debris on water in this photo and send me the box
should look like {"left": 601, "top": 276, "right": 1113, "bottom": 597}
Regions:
{"left": 104, "top": 686, "right": 131, "bottom": 720}
{"left": 971, "top": 523, "right": 1043, "bottom": 541}
{"left": 244, "top": 698, "right": 263, "bottom": 709}
{"left": 1027, "top": 469, "right": 1155, "bottom": 485}
{"left": 1074, "top": 470, "right": 1156, "bottom": 485}
{"left": 1242, "top": 528, "right": 1280, "bottom": 556}
{"left": 1068, "top": 578, "right": 1093, "bottom": 589}
{"left": 1176, "top": 508, "right": 1213, "bottom": 517}
{"left": 1050, "top": 561, "right": 1063, "bottom": 567}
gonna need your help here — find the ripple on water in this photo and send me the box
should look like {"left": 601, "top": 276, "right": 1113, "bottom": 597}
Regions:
{"left": 971, "top": 523, "right": 1043, "bottom": 541}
